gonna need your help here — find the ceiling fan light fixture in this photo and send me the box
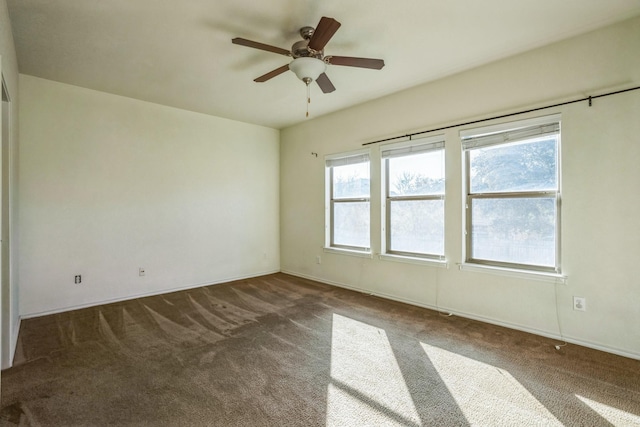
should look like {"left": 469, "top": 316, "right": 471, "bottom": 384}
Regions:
{"left": 289, "top": 57, "right": 326, "bottom": 84}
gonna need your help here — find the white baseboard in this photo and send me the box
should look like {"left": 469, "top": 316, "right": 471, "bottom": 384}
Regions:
{"left": 10, "top": 315, "right": 21, "bottom": 367}
{"left": 20, "top": 269, "right": 281, "bottom": 320}
{"left": 2, "top": 316, "right": 22, "bottom": 369}
{"left": 281, "top": 269, "right": 640, "bottom": 361}
{"left": 19, "top": 268, "right": 639, "bottom": 362}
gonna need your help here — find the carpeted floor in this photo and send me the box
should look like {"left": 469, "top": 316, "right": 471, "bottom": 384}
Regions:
{"left": 1, "top": 273, "right": 639, "bottom": 426}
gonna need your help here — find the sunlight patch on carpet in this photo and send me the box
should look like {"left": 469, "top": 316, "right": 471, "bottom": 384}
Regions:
{"left": 421, "top": 343, "right": 562, "bottom": 426}
{"left": 326, "top": 314, "right": 421, "bottom": 427}
{"left": 575, "top": 394, "right": 640, "bottom": 425}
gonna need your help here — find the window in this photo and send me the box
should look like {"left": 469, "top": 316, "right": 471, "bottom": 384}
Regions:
{"left": 326, "top": 152, "right": 370, "bottom": 251}
{"left": 382, "top": 137, "right": 445, "bottom": 259}
{"left": 461, "top": 115, "right": 561, "bottom": 272}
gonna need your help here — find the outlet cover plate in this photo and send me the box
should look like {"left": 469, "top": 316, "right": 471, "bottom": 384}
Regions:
{"left": 573, "top": 296, "right": 586, "bottom": 311}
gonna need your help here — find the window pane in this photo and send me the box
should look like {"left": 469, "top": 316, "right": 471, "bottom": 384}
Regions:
{"left": 390, "top": 200, "right": 444, "bottom": 255}
{"left": 469, "top": 136, "right": 557, "bottom": 193}
{"left": 333, "top": 201, "right": 370, "bottom": 248}
{"left": 388, "top": 150, "right": 444, "bottom": 196}
{"left": 471, "top": 197, "right": 556, "bottom": 267}
{"left": 333, "top": 162, "right": 370, "bottom": 199}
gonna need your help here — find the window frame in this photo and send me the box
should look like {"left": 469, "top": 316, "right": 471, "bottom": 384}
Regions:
{"left": 325, "top": 150, "right": 371, "bottom": 253}
{"left": 461, "top": 115, "right": 562, "bottom": 273}
{"left": 381, "top": 136, "right": 446, "bottom": 260}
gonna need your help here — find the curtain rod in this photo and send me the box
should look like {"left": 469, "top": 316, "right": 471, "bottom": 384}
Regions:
{"left": 362, "top": 85, "right": 640, "bottom": 146}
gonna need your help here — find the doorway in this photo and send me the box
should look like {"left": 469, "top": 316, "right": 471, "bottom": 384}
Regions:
{"left": 1, "top": 75, "right": 11, "bottom": 369}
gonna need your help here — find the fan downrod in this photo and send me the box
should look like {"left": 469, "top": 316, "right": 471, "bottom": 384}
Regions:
{"left": 299, "top": 26, "right": 315, "bottom": 40}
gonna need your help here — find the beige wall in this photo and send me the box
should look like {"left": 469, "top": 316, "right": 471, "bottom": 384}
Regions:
{"left": 0, "top": 1, "right": 17, "bottom": 94}
{"left": 280, "top": 17, "right": 640, "bottom": 358}
{"left": 19, "top": 75, "right": 280, "bottom": 316}
{"left": 1, "top": 0, "right": 21, "bottom": 368}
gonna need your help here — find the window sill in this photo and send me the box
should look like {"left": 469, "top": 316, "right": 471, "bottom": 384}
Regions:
{"left": 323, "top": 247, "right": 373, "bottom": 259}
{"left": 458, "top": 263, "right": 567, "bottom": 284}
{"left": 379, "top": 254, "right": 448, "bottom": 268}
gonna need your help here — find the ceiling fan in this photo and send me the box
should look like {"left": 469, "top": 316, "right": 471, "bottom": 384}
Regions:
{"left": 232, "top": 16, "right": 385, "bottom": 96}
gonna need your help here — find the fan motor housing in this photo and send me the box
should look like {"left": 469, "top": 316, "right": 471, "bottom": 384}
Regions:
{"left": 291, "top": 40, "right": 322, "bottom": 59}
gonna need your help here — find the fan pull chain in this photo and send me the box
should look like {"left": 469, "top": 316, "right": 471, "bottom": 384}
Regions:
{"left": 306, "top": 81, "right": 311, "bottom": 118}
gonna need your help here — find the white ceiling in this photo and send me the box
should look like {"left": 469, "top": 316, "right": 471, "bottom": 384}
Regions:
{"left": 7, "top": 0, "right": 640, "bottom": 129}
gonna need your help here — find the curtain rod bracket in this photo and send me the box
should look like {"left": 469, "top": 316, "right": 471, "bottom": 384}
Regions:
{"left": 588, "top": 96, "right": 592, "bottom": 107}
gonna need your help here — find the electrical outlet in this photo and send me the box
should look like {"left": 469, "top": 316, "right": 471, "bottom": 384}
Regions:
{"left": 316, "top": 256, "right": 321, "bottom": 265}
{"left": 74, "top": 275, "right": 82, "bottom": 284}
{"left": 139, "top": 267, "right": 145, "bottom": 277}
{"left": 573, "top": 296, "right": 586, "bottom": 311}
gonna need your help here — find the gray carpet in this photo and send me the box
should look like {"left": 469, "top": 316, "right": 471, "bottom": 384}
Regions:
{"left": 1, "top": 273, "right": 639, "bottom": 426}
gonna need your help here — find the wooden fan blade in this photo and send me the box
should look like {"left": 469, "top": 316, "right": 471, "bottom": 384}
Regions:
{"left": 327, "top": 56, "right": 385, "bottom": 70}
{"left": 254, "top": 64, "right": 290, "bottom": 82}
{"left": 316, "top": 73, "right": 336, "bottom": 93}
{"left": 308, "top": 17, "right": 341, "bottom": 52}
{"left": 232, "top": 38, "right": 291, "bottom": 56}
